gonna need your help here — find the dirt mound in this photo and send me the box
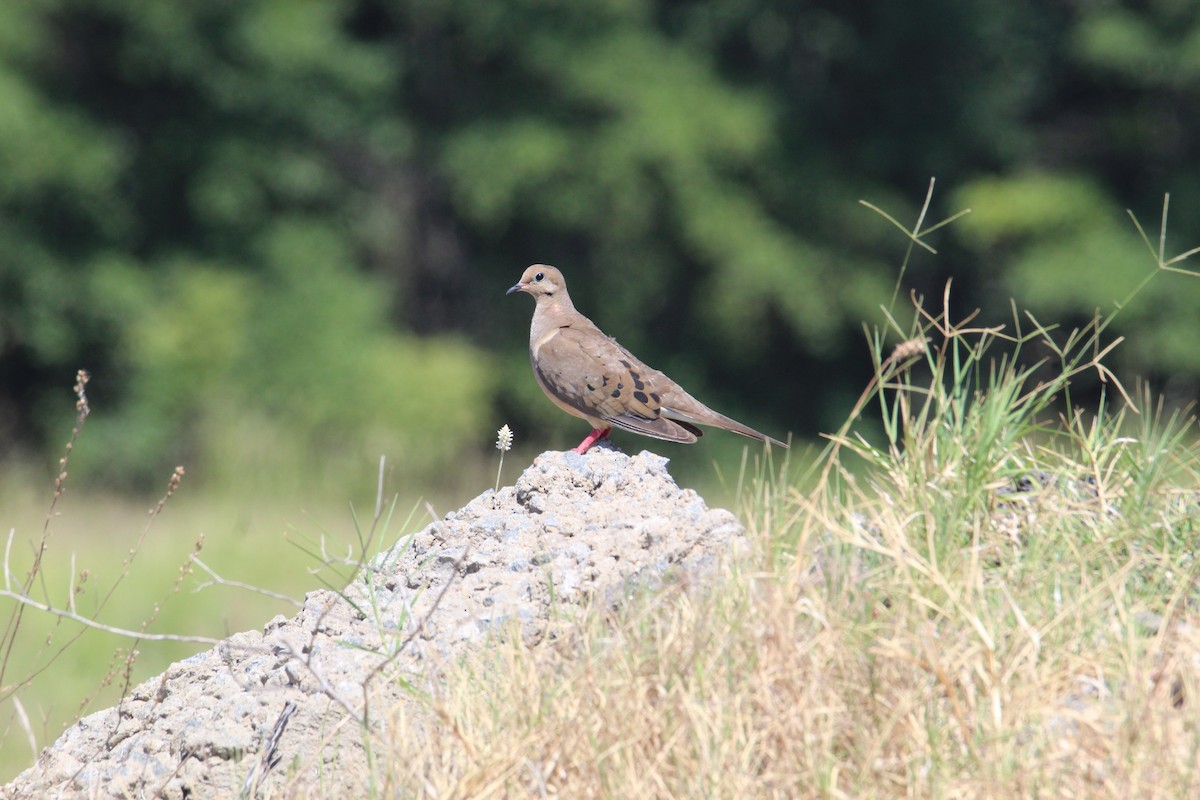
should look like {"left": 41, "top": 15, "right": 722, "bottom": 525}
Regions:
{"left": 6, "top": 444, "right": 745, "bottom": 799}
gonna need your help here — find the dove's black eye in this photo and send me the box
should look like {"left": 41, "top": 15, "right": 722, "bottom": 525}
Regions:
{"left": 535, "top": 272, "right": 544, "bottom": 282}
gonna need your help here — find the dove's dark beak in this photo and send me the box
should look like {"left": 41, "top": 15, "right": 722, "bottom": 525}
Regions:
{"left": 506, "top": 281, "right": 527, "bottom": 296}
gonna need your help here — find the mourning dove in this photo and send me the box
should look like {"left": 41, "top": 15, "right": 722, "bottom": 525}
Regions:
{"left": 508, "top": 264, "right": 788, "bottom": 454}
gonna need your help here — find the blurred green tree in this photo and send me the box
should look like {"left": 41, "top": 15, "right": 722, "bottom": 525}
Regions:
{"left": 0, "top": 0, "right": 1197, "bottom": 490}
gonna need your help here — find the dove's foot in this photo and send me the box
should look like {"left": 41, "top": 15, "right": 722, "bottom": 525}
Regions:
{"left": 571, "top": 427, "right": 611, "bottom": 455}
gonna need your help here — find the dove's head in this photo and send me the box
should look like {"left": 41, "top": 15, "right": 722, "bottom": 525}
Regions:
{"left": 507, "top": 264, "right": 569, "bottom": 303}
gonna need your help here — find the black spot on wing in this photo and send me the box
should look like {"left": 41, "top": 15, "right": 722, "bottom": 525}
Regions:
{"left": 633, "top": 390, "right": 649, "bottom": 404}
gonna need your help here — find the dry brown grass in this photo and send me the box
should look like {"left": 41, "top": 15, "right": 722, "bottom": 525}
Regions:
{"left": 364, "top": 499, "right": 1198, "bottom": 798}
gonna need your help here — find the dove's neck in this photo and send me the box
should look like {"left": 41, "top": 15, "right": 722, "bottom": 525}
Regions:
{"left": 530, "top": 294, "right": 580, "bottom": 344}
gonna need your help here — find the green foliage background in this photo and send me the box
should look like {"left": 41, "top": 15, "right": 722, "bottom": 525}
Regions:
{"left": 2, "top": 0, "right": 1199, "bottom": 492}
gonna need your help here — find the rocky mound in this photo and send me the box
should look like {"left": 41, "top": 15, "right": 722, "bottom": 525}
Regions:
{"left": 6, "top": 445, "right": 745, "bottom": 799}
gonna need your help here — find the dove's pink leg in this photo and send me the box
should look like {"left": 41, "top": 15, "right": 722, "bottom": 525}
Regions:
{"left": 572, "top": 427, "right": 611, "bottom": 454}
